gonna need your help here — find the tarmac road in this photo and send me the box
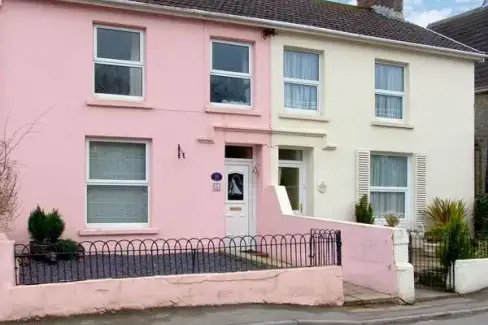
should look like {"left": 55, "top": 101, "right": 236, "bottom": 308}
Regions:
{"left": 411, "top": 312, "right": 488, "bottom": 325}
{"left": 8, "top": 289, "right": 488, "bottom": 325}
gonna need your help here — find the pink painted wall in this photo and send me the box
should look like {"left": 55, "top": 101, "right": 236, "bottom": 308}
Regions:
{"left": 260, "top": 186, "right": 398, "bottom": 296}
{"left": 0, "top": 236, "right": 343, "bottom": 321}
{"left": 0, "top": 0, "right": 271, "bottom": 242}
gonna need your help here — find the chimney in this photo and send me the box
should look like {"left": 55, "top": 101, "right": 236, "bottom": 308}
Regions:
{"left": 357, "top": 0, "right": 404, "bottom": 19}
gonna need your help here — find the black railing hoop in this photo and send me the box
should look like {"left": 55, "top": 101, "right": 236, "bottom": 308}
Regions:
{"left": 15, "top": 231, "right": 341, "bottom": 285}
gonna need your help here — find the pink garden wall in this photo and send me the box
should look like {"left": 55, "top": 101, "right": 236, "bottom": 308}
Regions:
{"left": 259, "top": 186, "right": 399, "bottom": 296}
{"left": 0, "top": 0, "right": 271, "bottom": 242}
{"left": 0, "top": 233, "right": 343, "bottom": 321}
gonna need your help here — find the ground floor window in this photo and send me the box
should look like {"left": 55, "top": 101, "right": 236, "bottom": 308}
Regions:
{"left": 279, "top": 148, "right": 307, "bottom": 214}
{"left": 369, "top": 154, "right": 408, "bottom": 218}
{"left": 86, "top": 139, "right": 149, "bottom": 228}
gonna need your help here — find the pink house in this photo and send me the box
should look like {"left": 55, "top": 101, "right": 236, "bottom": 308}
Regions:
{"left": 0, "top": 0, "right": 271, "bottom": 242}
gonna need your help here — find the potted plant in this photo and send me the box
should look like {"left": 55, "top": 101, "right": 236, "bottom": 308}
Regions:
{"left": 384, "top": 212, "right": 400, "bottom": 227}
{"left": 355, "top": 194, "right": 375, "bottom": 224}
{"left": 27, "top": 206, "right": 77, "bottom": 263}
{"left": 42, "top": 209, "right": 66, "bottom": 263}
{"left": 27, "top": 206, "right": 48, "bottom": 258}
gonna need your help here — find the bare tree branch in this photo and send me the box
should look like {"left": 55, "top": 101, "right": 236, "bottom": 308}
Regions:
{"left": 0, "top": 111, "right": 47, "bottom": 233}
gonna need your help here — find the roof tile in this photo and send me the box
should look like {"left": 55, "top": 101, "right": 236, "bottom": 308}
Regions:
{"left": 429, "top": 7, "right": 488, "bottom": 89}
{"left": 128, "top": 0, "right": 481, "bottom": 54}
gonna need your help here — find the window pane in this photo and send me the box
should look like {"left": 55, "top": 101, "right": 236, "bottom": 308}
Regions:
{"left": 370, "top": 192, "right": 405, "bottom": 217}
{"left": 225, "top": 146, "right": 253, "bottom": 159}
{"left": 279, "top": 167, "right": 300, "bottom": 211}
{"left": 284, "top": 50, "right": 319, "bottom": 81}
{"left": 212, "top": 42, "right": 249, "bottom": 73}
{"left": 87, "top": 185, "right": 148, "bottom": 224}
{"left": 375, "top": 94, "right": 402, "bottom": 119}
{"left": 285, "top": 83, "right": 318, "bottom": 110}
{"left": 279, "top": 149, "right": 303, "bottom": 161}
{"left": 97, "top": 28, "right": 141, "bottom": 62}
{"left": 371, "top": 155, "right": 407, "bottom": 187}
{"left": 89, "top": 142, "right": 146, "bottom": 180}
{"left": 375, "top": 63, "right": 404, "bottom": 91}
{"left": 228, "top": 173, "right": 244, "bottom": 201}
{"left": 210, "top": 75, "right": 250, "bottom": 105}
{"left": 95, "top": 64, "right": 142, "bottom": 97}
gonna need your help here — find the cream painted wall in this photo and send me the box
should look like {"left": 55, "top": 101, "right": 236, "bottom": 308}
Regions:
{"left": 270, "top": 32, "right": 475, "bottom": 226}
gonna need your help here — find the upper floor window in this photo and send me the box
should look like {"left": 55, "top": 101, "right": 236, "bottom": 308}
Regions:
{"left": 375, "top": 63, "right": 404, "bottom": 121}
{"left": 94, "top": 26, "right": 144, "bottom": 99}
{"left": 210, "top": 41, "right": 251, "bottom": 107}
{"left": 284, "top": 50, "right": 320, "bottom": 113}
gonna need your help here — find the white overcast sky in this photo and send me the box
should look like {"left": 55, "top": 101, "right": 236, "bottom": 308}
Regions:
{"left": 332, "top": 0, "right": 483, "bottom": 26}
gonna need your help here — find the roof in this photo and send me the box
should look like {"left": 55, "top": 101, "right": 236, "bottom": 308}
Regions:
{"left": 124, "top": 0, "right": 482, "bottom": 56}
{"left": 429, "top": 7, "right": 488, "bottom": 89}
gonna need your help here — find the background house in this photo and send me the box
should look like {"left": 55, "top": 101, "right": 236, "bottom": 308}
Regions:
{"left": 429, "top": 8, "right": 488, "bottom": 196}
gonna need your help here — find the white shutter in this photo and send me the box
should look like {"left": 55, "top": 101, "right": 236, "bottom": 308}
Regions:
{"left": 415, "top": 154, "right": 427, "bottom": 228}
{"left": 356, "top": 150, "right": 371, "bottom": 201}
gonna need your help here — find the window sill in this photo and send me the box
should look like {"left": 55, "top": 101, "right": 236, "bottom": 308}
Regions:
{"left": 371, "top": 121, "right": 414, "bottom": 129}
{"left": 279, "top": 113, "right": 330, "bottom": 122}
{"left": 205, "top": 106, "right": 261, "bottom": 116}
{"left": 78, "top": 228, "right": 159, "bottom": 237}
{"left": 86, "top": 99, "right": 154, "bottom": 110}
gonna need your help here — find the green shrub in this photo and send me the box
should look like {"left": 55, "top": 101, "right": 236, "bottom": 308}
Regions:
{"left": 355, "top": 194, "right": 374, "bottom": 224}
{"left": 55, "top": 239, "right": 79, "bottom": 260}
{"left": 27, "top": 205, "right": 47, "bottom": 242}
{"left": 475, "top": 194, "right": 488, "bottom": 233}
{"left": 44, "top": 209, "right": 65, "bottom": 243}
{"left": 437, "top": 211, "right": 476, "bottom": 269}
{"left": 424, "top": 227, "right": 443, "bottom": 243}
{"left": 426, "top": 197, "right": 467, "bottom": 228}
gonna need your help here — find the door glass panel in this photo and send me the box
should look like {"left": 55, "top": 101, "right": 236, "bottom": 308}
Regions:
{"left": 228, "top": 172, "right": 244, "bottom": 201}
{"left": 279, "top": 167, "right": 300, "bottom": 210}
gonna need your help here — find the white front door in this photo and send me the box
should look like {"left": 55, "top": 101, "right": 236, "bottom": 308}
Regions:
{"left": 225, "top": 162, "right": 252, "bottom": 237}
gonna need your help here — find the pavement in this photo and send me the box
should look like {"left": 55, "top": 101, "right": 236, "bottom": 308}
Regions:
{"left": 9, "top": 288, "right": 488, "bottom": 325}
{"left": 343, "top": 282, "right": 397, "bottom": 306}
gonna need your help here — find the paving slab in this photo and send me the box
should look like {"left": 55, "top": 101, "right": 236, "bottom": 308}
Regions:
{"left": 343, "top": 282, "right": 396, "bottom": 306}
{"left": 415, "top": 288, "right": 456, "bottom": 302}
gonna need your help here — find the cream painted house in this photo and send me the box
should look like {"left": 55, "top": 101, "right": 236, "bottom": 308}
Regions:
{"left": 270, "top": 6, "right": 483, "bottom": 228}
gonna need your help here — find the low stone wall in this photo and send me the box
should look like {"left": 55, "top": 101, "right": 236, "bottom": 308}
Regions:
{"left": 454, "top": 258, "right": 488, "bottom": 294}
{"left": 0, "top": 233, "right": 344, "bottom": 321}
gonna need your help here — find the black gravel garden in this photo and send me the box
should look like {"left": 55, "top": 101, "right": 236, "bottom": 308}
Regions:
{"left": 15, "top": 206, "right": 337, "bottom": 285}
{"left": 14, "top": 206, "right": 274, "bottom": 285}
{"left": 15, "top": 250, "right": 269, "bottom": 285}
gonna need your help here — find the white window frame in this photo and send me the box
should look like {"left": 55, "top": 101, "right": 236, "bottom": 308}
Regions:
{"left": 85, "top": 138, "right": 150, "bottom": 229}
{"left": 283, "top": 49, "right": 321, "bottom": 115}
{"left": 369, "top": 153, "right": 412, "bottom": 220}
{"left": 374, "top": 62, "right": 405, "bottom": 123}
{"left": 210, "top": 40, "right": 252, "bottom": 109}
{"left": 93, "top": 25, "right": 145, "bottom": 101}
{"left": 278, "top": 149, "right": 308, "bottom": 215}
